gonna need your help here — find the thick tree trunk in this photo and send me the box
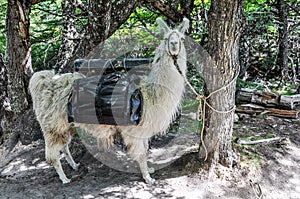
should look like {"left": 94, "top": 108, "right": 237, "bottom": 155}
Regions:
{"left": 57, "top": 0, "right": 139, "bottom": 72}
{"left": 55, "top": 0, "right": 80, "bottom": 73}
{"left": 200, "top": 0, "right": 245, "bottom": 168}
{"left": 5, "top": 0, "right": 43, "bottom": 148}
{"left": 83, "top": 0, "right": 140, "bottom": 58}
{"left": 276, "top": 0, "right": 289, "bottom": 81}
{"left": 0, "top": 54, "right": 7, "bottom": 142}
{"left": 6, "top": 0, "right": 33, "bottom": 115}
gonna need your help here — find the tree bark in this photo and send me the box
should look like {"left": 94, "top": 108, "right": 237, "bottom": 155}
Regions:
{"left": 57, "top": 0, "right": 139, "bottom": 72}
{"left": 200, "top": 0, "right": 245, "bottom": 168}
{"left": 6, "top": 0, "right": 33, "bottom": 116}
{"left": 5, "top": 0, "right": 43, "bottom": 148}
{"left": 55, "top": 0, "right": 80, "bottom": 73}
{"left": 276, "top": 0, "right": 289, "bottom": 81}
{"left": 0, "top": 54, "right": 7, "bottom": 142}
{"left": 56, "top": 0, "right": 196, "bottom": 72}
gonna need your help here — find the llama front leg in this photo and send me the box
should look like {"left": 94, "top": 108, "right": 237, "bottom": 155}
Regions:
{"left": 63, "top": 144, "right": 80, "bottom": 170}
{"left": 123, "top": 135, "right": 155, "bottom": 184}
{"left": 46, "top": 144, "right": 71, "bottom": 184}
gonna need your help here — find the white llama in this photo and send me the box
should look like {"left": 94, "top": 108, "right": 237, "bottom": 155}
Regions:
{"left": 29, "top": 18, "right": 189, "bottom": 184}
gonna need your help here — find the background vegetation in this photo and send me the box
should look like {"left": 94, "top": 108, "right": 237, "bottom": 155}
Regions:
{"left": 1, "top": 0, "right": 298, "bottom": 90}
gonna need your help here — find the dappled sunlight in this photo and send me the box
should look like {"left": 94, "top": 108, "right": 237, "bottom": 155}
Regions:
{"left": 1, "top": 157, "right": 50, "bottom": 177}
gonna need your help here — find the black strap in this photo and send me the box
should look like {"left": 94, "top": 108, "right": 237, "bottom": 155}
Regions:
{"left": 172, "top": 56, "right": 183, "bottom": 76}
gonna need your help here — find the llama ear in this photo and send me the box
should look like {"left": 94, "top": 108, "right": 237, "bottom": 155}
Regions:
{"left": 180, "top": 17, "right": 190, "bottom": 34}
{"left": 156, "top": 18, "right": 170, "bottom": 34}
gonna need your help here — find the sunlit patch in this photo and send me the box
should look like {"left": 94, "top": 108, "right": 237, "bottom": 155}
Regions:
{"left": 81, "top": 194, "right": 95, "bottom": 199}
{"left": 1, "top": 157, "right": 50, "bottom": 177}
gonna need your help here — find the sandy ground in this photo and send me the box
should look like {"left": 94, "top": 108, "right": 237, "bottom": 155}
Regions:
{"left": 0, "top": 114, "right": 299, "bottom": 199}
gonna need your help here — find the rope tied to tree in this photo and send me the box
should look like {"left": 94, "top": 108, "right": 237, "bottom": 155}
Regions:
{"left": 173, "top": 57, "right": 239, "bottom": 161}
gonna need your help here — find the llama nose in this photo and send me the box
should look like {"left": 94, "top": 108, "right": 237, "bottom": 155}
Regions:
{"left": 171, "top": 41, "right": 178, "bottom": 46}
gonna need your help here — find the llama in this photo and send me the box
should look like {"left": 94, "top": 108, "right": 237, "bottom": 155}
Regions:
{"left": 29, "top": 17, "right": 189, "bottom": 184}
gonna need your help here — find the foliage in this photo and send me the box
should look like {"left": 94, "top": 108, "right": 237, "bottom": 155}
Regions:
{"left": 190, "top": 0, "right": 210, "bottom": 43}
{"left": 0, "top": 0, "right": 298, "bottom": 88}
{"left": 103, "top": 7, "right": 160, "bottom": 59}
{"left": 0, "top": 0, "right": 7, "bottom": 55}
{"left": 237, "top": 78, "right": 298, "bottom": 95}
{"left": 240, "top": 0, "right": 300, "bottom": 84}
{"left": 30, "top": 0, "right": 62, "bottom": 70}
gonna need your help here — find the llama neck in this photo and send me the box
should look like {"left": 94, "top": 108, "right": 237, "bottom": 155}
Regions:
{"left": 143, "top": 49, "right": 186, "bottom": 104}
{"left": 147, "top": 46, "right": 186, "bottom": 84}
{"left": 141, "top": 47, "right": 187, "bottom": 135}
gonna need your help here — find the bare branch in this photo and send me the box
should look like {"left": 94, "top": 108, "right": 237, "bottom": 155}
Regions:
{"left": 32, "top": 7, "right": 62, "bottom": 17}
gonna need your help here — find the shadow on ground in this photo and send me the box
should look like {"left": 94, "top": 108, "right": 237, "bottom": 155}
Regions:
{"left": 0, "top": 114, "right": 299, "bottom": 198}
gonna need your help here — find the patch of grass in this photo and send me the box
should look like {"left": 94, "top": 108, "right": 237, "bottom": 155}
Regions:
{"left": 237, "top": 78, "right": 298, "bottom": 96}
{"left": 265, "top": 133, "right": 274, "bottom": 139}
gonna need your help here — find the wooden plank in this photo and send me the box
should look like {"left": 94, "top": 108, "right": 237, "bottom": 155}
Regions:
{"left": 267, "top": 108, "right": 299, "bottom": 119}
{"left": 236, "top": 104, "right": 299, "bottom": 119}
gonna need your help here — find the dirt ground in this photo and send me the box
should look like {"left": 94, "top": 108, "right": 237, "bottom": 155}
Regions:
{"left": 0, "top": 113, "right": 299, "bottom": 199}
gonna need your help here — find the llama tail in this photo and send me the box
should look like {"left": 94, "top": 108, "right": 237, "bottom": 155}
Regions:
{"left": 29, "top": 70, "right": 55, "bottom": 97}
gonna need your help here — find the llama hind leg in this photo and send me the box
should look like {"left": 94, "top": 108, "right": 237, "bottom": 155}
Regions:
{"left": 45, "top": 144, "right": 71, "bottom": 184}
{"left": 63, "top": 144, "right": 80, "bottom": 170}
{"left": 136, "top": 152, "right": 155, "bottom": 184}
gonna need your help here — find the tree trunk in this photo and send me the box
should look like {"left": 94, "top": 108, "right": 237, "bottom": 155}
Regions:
{"left": 6, "top": 0, "right": 33, "bottom": 116}
{"left": 276, "top": 0, "right": 289, "bottom": 81}
{"left": 5, "top": 0, "right": 43, "bottom": 148}
{"left": 56, "top": 0, "right": 139, "bottom": 72}
{"left": 0, "top": 54, "right": 7, "bottom": 142}
{"left": 200, "top": 0, "right": 245, "bottom": 168}
{"left": 55, "top": 0, "right": 80, "bottom": 73}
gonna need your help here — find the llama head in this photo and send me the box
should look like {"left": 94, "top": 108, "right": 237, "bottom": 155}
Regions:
{"left": 156, "top": 17, "right": 190, "bottom": 56}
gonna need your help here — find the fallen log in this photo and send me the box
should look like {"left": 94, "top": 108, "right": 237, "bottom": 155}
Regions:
{"left": 237, "top": 136, "right": 283, "bottom": 145}
{"left": 236, "top": 104, "right": 299, "bottom": 119}
{"left": 236, "top": 88, "right": 300, "bottom": 110}
{"left": 267, "top": 108, "right": 299, "bottom": 118}
{"left": 280, "top": 94, "right": 300, "bottom": 110}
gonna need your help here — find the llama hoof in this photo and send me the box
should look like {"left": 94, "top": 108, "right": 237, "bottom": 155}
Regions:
{"left": 148, "top": 167, "right": 155, "bottom": 174}
{"left": 144, "top": 176, "right": 156, "bottom": 185}
{"left": 61, "top": 178, "right": 71, "bottom": 184}
{"left": 72, "top": 163, "right": 80, "bottom": 170}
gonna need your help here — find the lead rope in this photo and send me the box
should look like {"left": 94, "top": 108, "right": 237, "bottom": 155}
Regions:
{"left": 173, "top": 57, "right": 238, "bottom": 161}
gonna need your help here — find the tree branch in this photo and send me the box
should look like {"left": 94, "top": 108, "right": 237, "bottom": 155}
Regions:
{"left": 31, "top": 0, "right": 46, "bottom": 5}
{"left": 109, "top": 0, "right": 140, "bottom": 37}
{"left": 134, "top": 10, "right": 157, "bottom": 37}
{"left": 143, "top": 0, "right": 182, "bottom": 23}
{"left": 32, "top": 7, "right": 62, "bottom": 17}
